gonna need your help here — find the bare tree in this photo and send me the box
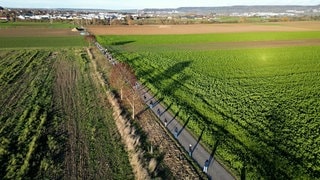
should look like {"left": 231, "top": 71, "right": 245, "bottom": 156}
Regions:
{"left": 109, "top": 62, "right": 138, "bottom": 119}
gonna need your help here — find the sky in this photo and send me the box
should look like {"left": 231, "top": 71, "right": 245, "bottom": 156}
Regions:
{"left": 0, "top": 0, "right": 319, "bottom": 9}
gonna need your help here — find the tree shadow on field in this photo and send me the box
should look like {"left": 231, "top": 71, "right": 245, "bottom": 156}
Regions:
{"left": 193, "top": 127, "right": 205, "bottom": 153}
{"left": 146, "top": 61, "right": 192, "bottom": 95}
{"left": 139, "top": 61, "right": 191, "bottom": 120}
{"left": 262, "top": 106, "right": 293, "bottom": 179}
{"left": 231, "top": 104, "right": 305, "bottom": 180}
{"left": 111, "top": 40, "right": 135, "bottom": 46}
{"left": 167, "top": 110, "right": 180, "bottom": 127}
{"left": 208, "top": 128, "right": 224, "bottom": 165}
{"left": 160, "top": 102, "right": 172, "bottom": 116}
{"left": 177, "top": 116, "right": 191, "bottom": 137}
{"left": 150, "top": 97, "right": 164, "bottom": 107}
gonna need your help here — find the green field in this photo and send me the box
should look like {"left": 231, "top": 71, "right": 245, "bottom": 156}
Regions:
{"left": 101, "top": 31, "right": 320, "bottom": 45}
{"left": 0, "top": 48, "right": 133, "bottom": 179}
{"left": 97, "top": 32, "right": 320, "bottom": 179}
{"left": 0, "top": 36, "right": 88, "bottom": 48}
{"left": 0, "top": 22, "right": 134, "bottom": 179}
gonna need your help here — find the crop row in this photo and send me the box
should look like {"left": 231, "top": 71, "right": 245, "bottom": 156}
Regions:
{"left": 0, "top": 36, "right": 88, "bottom": 48}
{"left": 0, "top": 49, "right": 55, "bottom": 178}
{"left": 54, "top": 49, "right": 133, "bottom": 179}
{"left": 0, "top": 48, "right": 133, "bottom": 179}
{"left": 97, "top": 31, "right": 320, "bottom": 45}
{"left": 98, "top": 34, "right": 320, "bottom": 179}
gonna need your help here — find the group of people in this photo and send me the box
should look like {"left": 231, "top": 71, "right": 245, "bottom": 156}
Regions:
{"left": 146, "top": 94, "right": 211, "bottom": 175}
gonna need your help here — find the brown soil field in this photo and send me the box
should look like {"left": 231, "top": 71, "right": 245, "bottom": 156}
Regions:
{"left": 0, "top": 28, "right": 79, "bottom": 37}
{"left": 88, "top": 21, "right": 320, "bottom": 35}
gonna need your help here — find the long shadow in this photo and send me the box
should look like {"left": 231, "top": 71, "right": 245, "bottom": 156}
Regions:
{"left": 139, "top": 87, "right": 150, "bottom": 96}
{"left": 153, "top": 152, "right": 175, "bottom": 179}
{"left": 204, "top": 138, "right": 221, "bottom": 180}
{"left": 159, "top": 61, "right": 191, "bottom": 81}
{"left": 193, "top": 127, "right": 205, "bottom": 153}
{"left": 137, "top": 68, "right": 154, "bottom": 85}
{"left": 135, "top": 106, "right": 151, "bottom": 118}
{"left": 208, "top": 139, "right": 220, "bottom": 165}
{"left": 208, "top": 105, "right": 295, "bottom": 177}
{"left": 241, "top": 163, "right": 246, "bottom": 180}
{"left": 167, "top": 110, "right": 180, "bottom": 127}
{"left": 145, "top": 92, "right": 159, "bottom": 103}
{"left": 177, "top": 116, "right": 191, "bottom": 136}
{"left": 150, "top": 97, "right": 164, "bottom": 107}
{"left": 148, "top": 61, "right": 192, "bottom": 94}
{"left": 110, "top": 49, "right": 275, "bottom": 178}
{"left": 111, "top": 40, "right": 135, "bottom": 46}
{"left": 159, "top": 103, "right": 172, "bottom": 117}
{"left": 137, "top": 61, "right": 192, "bottom": 127}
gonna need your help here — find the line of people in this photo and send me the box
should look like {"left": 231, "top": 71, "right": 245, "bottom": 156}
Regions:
{"left": 148, "top": 97, "right": 210, "bottom": 173}
{"left": 96, "top": 41, "right": 214, "bottom": 178}
{"left": 95, "top": 42, "right": 117, "bottom": 65}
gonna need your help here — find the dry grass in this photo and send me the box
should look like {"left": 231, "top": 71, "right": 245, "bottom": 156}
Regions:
{"left": 90, "top": 50, "right": 150, "bottom": 180}
{"left": 148, "top": 158, "right": 157, "bottom": 173}
{"left": 108, "top": 93, "right": 149, "bottom": 180}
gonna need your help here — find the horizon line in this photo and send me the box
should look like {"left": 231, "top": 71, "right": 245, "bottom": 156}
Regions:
{"left": 1, "top": 4, "right": 320, "bottom": 11}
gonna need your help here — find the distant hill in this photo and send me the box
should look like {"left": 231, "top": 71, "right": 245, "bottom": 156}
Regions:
{"left": 142, "top": 5, "right": 320, "bottom": 14}
{"left": 0, "top": 6, "right": 4, "bottom": 10}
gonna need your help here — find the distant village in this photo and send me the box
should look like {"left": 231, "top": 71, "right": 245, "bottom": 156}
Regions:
{"left": 1, "top": 5, "right": 320, "bottom": 25}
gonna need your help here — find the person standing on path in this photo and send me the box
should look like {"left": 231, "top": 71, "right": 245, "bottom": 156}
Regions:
{"left": 174, "top": 126, "right": 178, "bottom": 138}
{"left": 189, "top": 144, "right": 193, "bottom": 157}
{"left": 203, "top": 159, "right": 209, "bottom": 173}
{"left": 164, "top": 118, "right": 168, "bottom": 127}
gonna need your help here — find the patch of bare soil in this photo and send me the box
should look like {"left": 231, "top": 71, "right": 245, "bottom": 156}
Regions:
{"left": 87, "top": 21, "right": 320, "bottom": 35}
{"left": 53, "top": 54, "right": 91, "bottom": 179}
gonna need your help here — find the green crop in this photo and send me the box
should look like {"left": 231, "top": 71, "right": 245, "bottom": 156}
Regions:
{"left": 0, "top": 48, "right": 133, "bottom": 179}
{"left": 0, "top": 36, "right": 87, "bottom": 48}
{"left": 96, "top": 31, "right": 320, "bottom": 45}
{"left": 98, "top": 32, "right": 320, "bottom": 179}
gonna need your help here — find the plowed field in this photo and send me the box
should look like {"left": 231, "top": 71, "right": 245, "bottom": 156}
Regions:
{"left": 88, "top": 21, "right": 320, "bottom": 35}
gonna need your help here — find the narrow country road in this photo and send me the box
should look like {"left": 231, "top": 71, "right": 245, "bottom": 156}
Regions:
{"left": 137, "top": 85, "right": 235, "bottom": 180}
